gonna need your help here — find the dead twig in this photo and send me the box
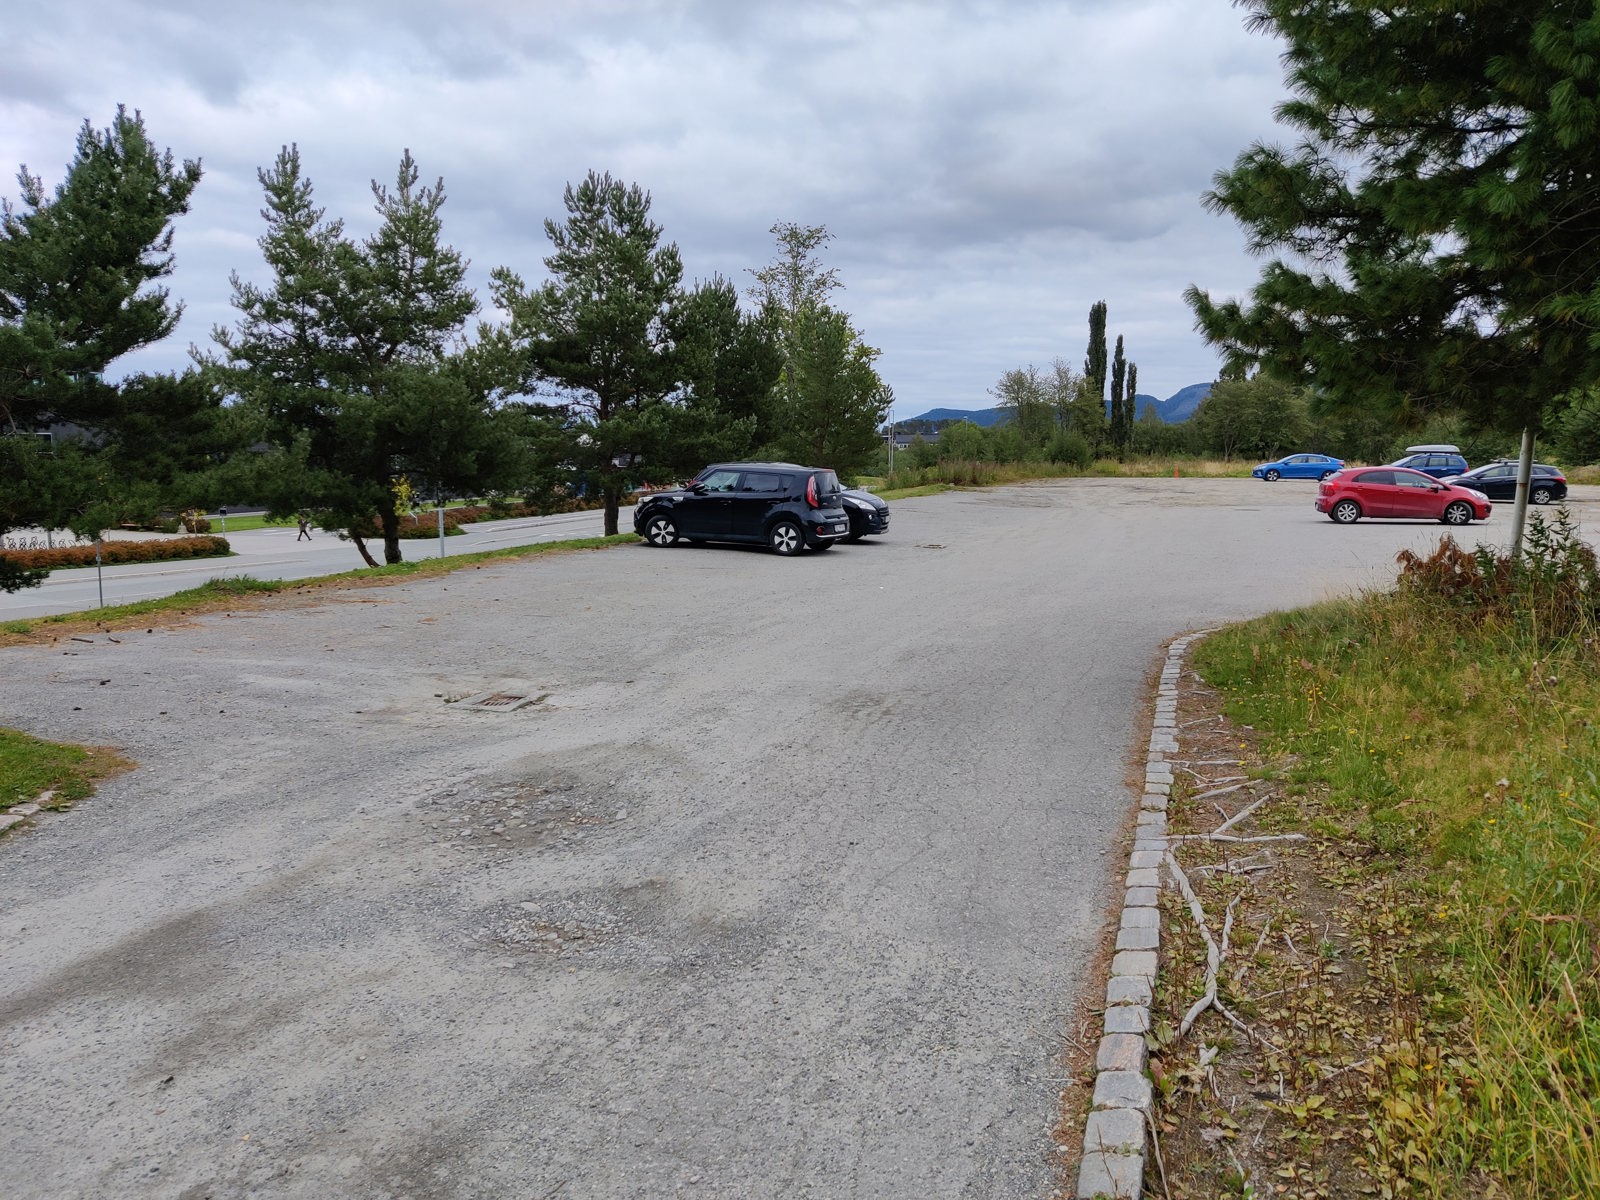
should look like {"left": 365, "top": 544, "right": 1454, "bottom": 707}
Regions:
{"left": 1213, "top": 793, "right": 1270, "bottom": 836}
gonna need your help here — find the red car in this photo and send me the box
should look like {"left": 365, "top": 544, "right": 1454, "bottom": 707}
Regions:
{"left": 1315, "top": 466, "right": 1493, "bottom": 525}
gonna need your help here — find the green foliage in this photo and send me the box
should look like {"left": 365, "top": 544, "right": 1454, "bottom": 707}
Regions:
{"left": 1189, "top": 1, "right": 1600, "bottom": 438}
{"left": 747, "top": 222, "right": 891, "bottom": 475}
{"left": 1083, "top": 300, "right": 1108, "bottom": 404}
{"left": 1192, "top": 529, "right": 1600, "bottom": 1195}
{"left": 1046, "top": 429, "right": 1092, "bottom": 468}
{"left": 1552, "top": 388, "right": 1600, "bottom": 465}
{"left": 1191, "top": 372, "right": 1310, "bottom": 459}
{"left": 214, "top": 146, "right": 522, "bottom": 566}
{"left": 1, "top": 108, "right": 219, "bottom": 588}
{"left": 492, "top": 171, "right": 684, "bottom": 535}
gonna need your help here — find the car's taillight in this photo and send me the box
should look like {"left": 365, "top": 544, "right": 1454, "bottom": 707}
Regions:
{"left": 806, "top": 476, "right": 818, "bottom": 506}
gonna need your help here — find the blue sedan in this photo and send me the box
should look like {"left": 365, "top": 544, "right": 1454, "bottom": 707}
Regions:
{"left": 1252, "top": 453, "right": 1344, "bottom": 481}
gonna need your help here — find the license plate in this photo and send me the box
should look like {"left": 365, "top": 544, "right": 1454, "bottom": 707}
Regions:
{"left": 834, "top": 523, "right": 848, "bottom": 533}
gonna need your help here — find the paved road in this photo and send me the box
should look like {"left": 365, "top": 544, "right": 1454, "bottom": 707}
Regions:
{"left": 0, "top": 479, "right": 1588, "bottom": 1199}
{"left": 0, "top": 509, "right": 617, "bottom": 621}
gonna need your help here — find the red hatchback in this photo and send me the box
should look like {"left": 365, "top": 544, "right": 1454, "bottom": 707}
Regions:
{"left": 1315, "top": 467, "right": 1493, "bottom": 525}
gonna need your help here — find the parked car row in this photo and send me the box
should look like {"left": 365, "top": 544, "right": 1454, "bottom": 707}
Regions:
{"left": 1255, "top": 442, "right": 1573, "bottom": 525}
{"left": 632, "top": 462, "right": 890, "bottom": 556}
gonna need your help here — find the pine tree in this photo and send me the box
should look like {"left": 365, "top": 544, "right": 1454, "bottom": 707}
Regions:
{"left": 1187, "top": 1, "right": 1600, "bottom": 444}
{"left": 492, "top": 172, "right": 684, "bottom": 536}
{"left": 214, "top": 147, "right": 517, "bottom": 565}
{"left": 1, "top": 107, "right": 210, "bottom": 591}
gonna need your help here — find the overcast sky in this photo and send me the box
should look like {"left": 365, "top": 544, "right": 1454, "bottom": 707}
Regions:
{"left": 4, "top": 1, "right": 1291, "bottom": 417}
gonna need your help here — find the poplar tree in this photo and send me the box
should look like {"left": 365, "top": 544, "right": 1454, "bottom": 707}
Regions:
{"left": 1109, "top": 335, "right": 1128, "bottom": 456}
{"left": 1084, "top": 301, "right": 1108, "bottom": 413}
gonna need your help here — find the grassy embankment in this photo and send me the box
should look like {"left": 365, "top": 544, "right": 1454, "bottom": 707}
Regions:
{"left": 1189, "top": 512, "right": 1599, "bottom": 1196}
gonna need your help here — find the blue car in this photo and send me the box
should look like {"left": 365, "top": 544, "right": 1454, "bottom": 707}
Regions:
{"left": 1252, "top": 453, "right": 1344, "bottom": 481}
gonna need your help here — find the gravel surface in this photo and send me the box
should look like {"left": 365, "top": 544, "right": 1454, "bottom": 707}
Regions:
{"left": 1, "top": 478, "right": 1583, "bottom": 1199}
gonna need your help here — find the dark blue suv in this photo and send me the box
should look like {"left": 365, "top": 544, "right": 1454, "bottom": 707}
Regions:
{"left": 633, "top": 462, "right": 850, "bottom": 556}
{"left": 1388, "top": 445, "right": 1468, "bottom": 478}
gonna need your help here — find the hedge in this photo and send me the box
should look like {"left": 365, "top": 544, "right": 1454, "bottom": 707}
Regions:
{"left": 0, "top": 536, "right": 231, "bottom": 569}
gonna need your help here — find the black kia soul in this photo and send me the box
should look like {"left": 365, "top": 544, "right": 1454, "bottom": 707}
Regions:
{"left": 633, "top": 462, "right": 850, "bottom": 555}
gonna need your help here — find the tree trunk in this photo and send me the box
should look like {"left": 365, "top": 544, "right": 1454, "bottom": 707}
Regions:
{"left": 603, "top": 486, "right": 621, "bottom": 537}
{"left": 379, "top": 509, "right": 403, "bottom": 565}
{"left": 348, "top": 530, "right": 380, "bottom": 569}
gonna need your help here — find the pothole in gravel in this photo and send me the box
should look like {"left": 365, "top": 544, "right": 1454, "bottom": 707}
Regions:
{"left": 465, "top": 880, "right": 672, "bottom": 959}
{"left": 416, "top": 775, "right": 631, "bottom": 852}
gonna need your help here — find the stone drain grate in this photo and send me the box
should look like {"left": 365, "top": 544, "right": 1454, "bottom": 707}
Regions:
{"left": 453, "top": 691, "right": 543, "bottom": 712}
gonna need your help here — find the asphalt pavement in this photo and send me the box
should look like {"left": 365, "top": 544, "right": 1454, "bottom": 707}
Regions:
{"left": 0, "top": 509, "right": 618, "bottom": 621}
{"left": 0, "top": 479, "right": 1592, "bottom": 1198}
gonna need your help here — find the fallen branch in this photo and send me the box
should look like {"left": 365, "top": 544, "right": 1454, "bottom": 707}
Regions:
{"left": 1213, "top": 794, "right": 1270, "bottom": 836}
{"left": 1192, "top": 781, "right": 1250, "bottom": 802}
{"left": 1167, "top": 851, "right": 1232, "bottom": 1038}
{"left": 1168, "top": 833, "right": 1307, "bottom": 845}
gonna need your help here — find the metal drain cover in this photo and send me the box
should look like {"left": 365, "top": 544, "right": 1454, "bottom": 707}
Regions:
{"left": 457, "top": 691, "right": 538, "bottom": 712}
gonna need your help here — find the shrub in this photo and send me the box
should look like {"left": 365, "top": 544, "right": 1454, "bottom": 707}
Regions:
{"left": 0, "top": 536, "right": 230, "bottom": 570}
{"left": 1395, "top": 510, "right": 1600, "bottom": 645}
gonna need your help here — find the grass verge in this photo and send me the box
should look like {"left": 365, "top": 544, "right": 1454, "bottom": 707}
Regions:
{"left": 1154, "top": 511, "right": 1599, "bottom": 1198}
{"left": 0, "top": 533, "right": 638, "bottom": 645}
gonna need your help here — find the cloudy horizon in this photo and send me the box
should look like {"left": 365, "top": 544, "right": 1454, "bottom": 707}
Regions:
{"left": 5, "top": 1, "right": 1291, "bottom": 417}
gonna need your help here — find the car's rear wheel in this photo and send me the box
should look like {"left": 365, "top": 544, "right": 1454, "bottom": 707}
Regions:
{"left": 1319, "top": 469, "right": 1334, "bottom": 481}
{"left": 1329, "top": 499, "right": 1361, "bottom": 524}
{"left": 1442, "top": 500, "right": 1474, "bottom": 525}
{"left": 643, "top": 514, "right": 678, "bottom": 546}
{"left": 767, "top": 520, "right": 803, "bottom": 556}
{"left": 1531, "top": 485, "right": 1554, "bottom": 505}
{"left": 1264, "top": 469, "right": 1281, "bottom": 481}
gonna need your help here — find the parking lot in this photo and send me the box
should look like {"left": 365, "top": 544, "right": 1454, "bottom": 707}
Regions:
{"left": 1, "top": 477, "right": 1591, "bottom": 1198}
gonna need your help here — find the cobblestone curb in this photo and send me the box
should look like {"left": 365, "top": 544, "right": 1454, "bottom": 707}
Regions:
{"left": 1075, "top": 632, "right": 1208, "bottom": 1200}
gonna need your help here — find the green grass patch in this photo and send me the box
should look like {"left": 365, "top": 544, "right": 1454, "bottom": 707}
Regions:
{"left": 0, "top": 727, "right": 132, "bottom": 812}
{"left": 1190, "top": 513, "right": 1600, "bottom": 1197}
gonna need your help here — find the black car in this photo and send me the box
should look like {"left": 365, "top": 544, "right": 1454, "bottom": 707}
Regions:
{"left": 1444, "top": 461, "right": 1568, "bottom": 505}
{"left": 841, "top": 487, "right": 890, "bottom": 541}
{"left": 633, "top": 462, "right": 850, "bottom": 555}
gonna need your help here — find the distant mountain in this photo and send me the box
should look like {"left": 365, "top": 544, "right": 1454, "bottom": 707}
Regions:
{"left": 1152, "top": 382, "right": 1211, "bottom": 422}
{"left": 902, "top": 383, "right": 1212, "bottom": 428}
{"left": 899, "top": 406, "right": 1010, "bottom": 428}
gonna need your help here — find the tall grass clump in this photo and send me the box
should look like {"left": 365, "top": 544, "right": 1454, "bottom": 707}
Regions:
{"left": 1191, "top": 510, "right": 1600, "bottom": 1198}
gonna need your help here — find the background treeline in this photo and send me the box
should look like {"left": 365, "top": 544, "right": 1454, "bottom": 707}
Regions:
{"left": 892, "top": 366, "right": 1600, "bottom": 477}
{"left": 1, "top": 110, "right": 891, "bottom": 588}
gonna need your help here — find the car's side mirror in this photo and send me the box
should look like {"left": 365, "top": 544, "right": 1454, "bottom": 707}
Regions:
{"left": 689, "top": 482, "right": 707, "bottom": 494}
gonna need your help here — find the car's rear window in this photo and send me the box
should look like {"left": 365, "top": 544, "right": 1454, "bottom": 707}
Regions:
{"left": 810, "top": 471, "right": 842, "bottom": 503}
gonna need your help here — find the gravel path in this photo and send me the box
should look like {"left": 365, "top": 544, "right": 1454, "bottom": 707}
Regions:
{"left": 1, "top": 479, "right": 1576, "bottom": 1198}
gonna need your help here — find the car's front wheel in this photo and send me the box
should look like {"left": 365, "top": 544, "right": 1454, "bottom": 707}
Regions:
{"left": 767, "top": 520, "right": 803, "bottom": 556}
{"left": 643, "top": 513, "right": 679, "bottom": 546}
{"left": 1441, "top": 500, "right": 1474, "bottom": 525}
{"left": 1329, "top": 499, "right": 1362, "bottom": 524}
{"left": 1264, "top": 469, "right": 1281, "bottom": 481}
{"left": 1531, "top": 485, "right": 1554, "bottom": 505}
